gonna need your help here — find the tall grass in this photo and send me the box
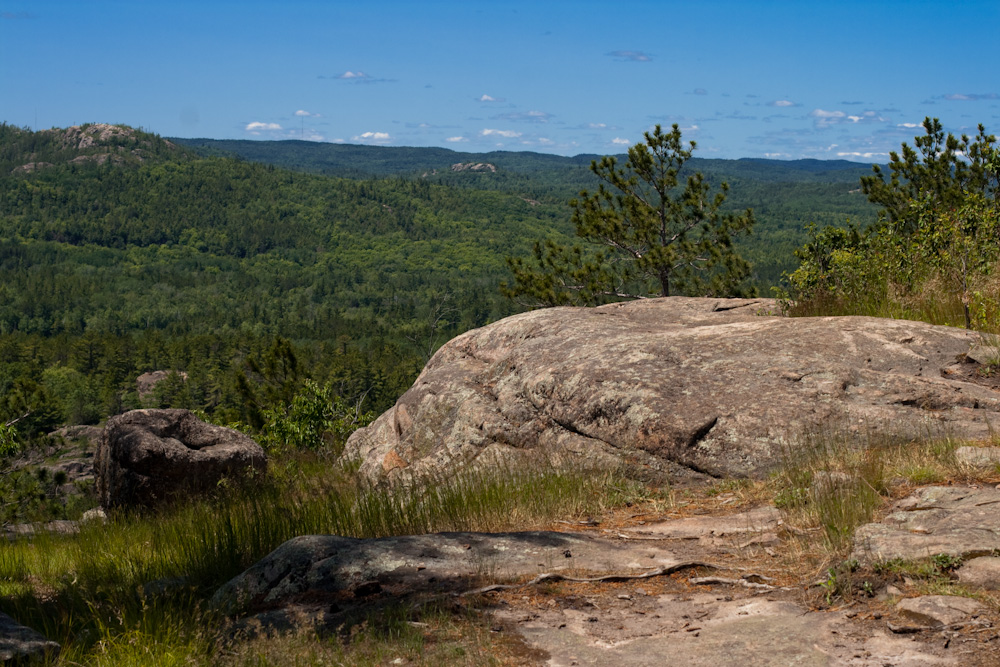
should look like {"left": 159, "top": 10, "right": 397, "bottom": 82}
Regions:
{"left": 773, "top": 428, "right": 962, "bottom": 554}
{"left": 0, "top": 454, "right": 643, "bottom": 664}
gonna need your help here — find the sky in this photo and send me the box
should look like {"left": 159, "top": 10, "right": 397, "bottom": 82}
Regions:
{"left": 2, "top": 0, "right": 998, "bottom": 162}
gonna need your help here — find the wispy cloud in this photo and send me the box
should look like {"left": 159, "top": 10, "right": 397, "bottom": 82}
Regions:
{"left": 611, "top": 137, "right": 630, "bottom": 145}
{"left": 942, "top": 93, "right": 999, "bottom": 101}
{"left": 607, "top": 50, "right": 652, "bottom": 62}
{"left": 245, "top": 121, "right": 282, "bottom": 134}
{"left": 496, "top": 110, "right": 553, "bottom": 123}
{"left": 769, "top": 99, "right": 798, "bottom": 108}
{"left": 319, "top": 71, "right": 394, "bottom": 84}
{"left": 480, "top": 129, "right": 521, "bottom": 138}
{"left": 810, "top": 108, "right": 846, "bottom": 128}
{"left": 836, "top": 151, "right": 891, "bottom": 159}
{"left": 897, "top": 122, "right": 923, "bottom": 129}
{"left": 295, "top": 110, "right": 321, "bottom": 117}
{"left": 588, "top": 122, "right": 608, "bottom": 129}
{"left": 445, "top": 136, "right": 468, "bottom": 143}
{"left": 477, "top": 94, "right": 505, "bottom": 103}
{"left": 1, "top": 11, "right": 32, "bottom": 19}
{"left": 693, "top": 88, "right": 708, "bottom": 96}
{"left": 353, "top": 131, "right": 392, "bottom": 144}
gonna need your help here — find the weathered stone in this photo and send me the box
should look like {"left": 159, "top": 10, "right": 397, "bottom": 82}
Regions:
{"left": 896, "top": 595, "right": 984, "bottom": 628}
{"left": 96, "top": 409, "right": 266, "bottom": 509}
{"left": 136, "top": 370, "right": 189, "bottom": 402}
{"left": 344, "top": 297, "right": 995, "bottom": 483}
{"left": 212, "top": 531, "right": 692, "bottom": 616}
{"left": 505, "top": 593, "right": 957, "bottom": 666}
{"left": 852, "top": 486, "right": 1000, "bottom": 564}
{"left": 624, "top": 506, "right": 782, "bottom": 545}
{"left": 957, "top": 556, "right": 1000, "bottom": 589}
{"left": 955, "top": 446, "right": 1000, "bottom": 467}
{"left": 0, "top": 612, "right": 59, "bottom": 663}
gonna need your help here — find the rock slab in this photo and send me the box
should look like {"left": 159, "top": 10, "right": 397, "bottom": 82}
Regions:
{"left": 896, "top": 595, "right": 984, "bottom": 628}
{"left": 852, "top": 486, "right": 1000, "bottom": 564}
{"left": 0, "top": 612, "right": 59, "bottom": 663}
{"left": 344, "top": 297, "right": 995, "bottom": 482}
{"left": 96, "top": 409, "right": 266, "bottom": 509}
{"left": 212, "top": 531, "right": 690, "bottom": 616}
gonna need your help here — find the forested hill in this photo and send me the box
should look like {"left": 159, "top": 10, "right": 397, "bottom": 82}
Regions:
{"left": 0, "top": 122, "right": 881, "bottom": 434}
{"left": 0, "top": 123, "right": 577, "bottom": 430}
{"left": 173, "top": 137, "right": 880, "bottom": 285}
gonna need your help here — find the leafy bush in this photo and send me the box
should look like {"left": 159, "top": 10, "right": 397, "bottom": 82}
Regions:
{"left": 255, "top": 379, "right": 374, "bottom": 455}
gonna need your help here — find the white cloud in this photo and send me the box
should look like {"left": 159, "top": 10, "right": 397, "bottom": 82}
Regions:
{"left": 353, "top": 131, "right": 392, "bottom": 143}
{"left": 764, "top": 152, "right": 791, "bottom": 159}
{"left": 295, "top": 110, "right": 320, "bottom": 117}
{"left": 445, "top": 136, "right": 468, "bottom": 143}
{"left": 538, "top": 137, "right": 555, "bottom": 146}
{"left": 611, "top": 137, "right": 630, "bottom": 145}
{"left": 478, "top": 94, "right": 506, "bottom": 103}
{"left": 245, "top": 122, "right": 282, "bottom": 133}
{"left": 944, "top": 93, "right": 998, "bottom": 101}
{"left": 338, "top": 71, "right": 368, "bottom": 79}
{"left": 607, "top": 50, "right": 652, "bottom": 62}
{"left": 770, "top": 100, "right": 797, "bottom": 107}
{"left": 810, "top": 109, "right": 846, "bottom": 128}
{"left": 481, "top": 129, "right": 521, "bottom": 138}
{"left": 836, "top": 151, "right": 891, "bottom": 159}
{"left": 898, "top": 122, "right": 922, "bottom": 128}
{"left": 497, "top": 110, "right": 553, "bottom": 123}
{"left": 588, "top": 123, "right": 607, "bottom": 129}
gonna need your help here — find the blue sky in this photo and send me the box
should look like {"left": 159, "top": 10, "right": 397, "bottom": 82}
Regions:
{"left": 2, "top": 0, "right": 998, "bottom": 161}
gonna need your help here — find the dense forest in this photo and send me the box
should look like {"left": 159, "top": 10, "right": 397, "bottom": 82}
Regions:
{"left": 0, "top": 122, "right": 879, "bottom": 444}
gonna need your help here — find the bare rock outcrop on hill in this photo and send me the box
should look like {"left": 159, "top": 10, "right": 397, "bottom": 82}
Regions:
{"left": 343, "top": 297, "right": 996, "bottom": 482}
{"left": 96, "top": 409, "right": 266, "bottom": 509}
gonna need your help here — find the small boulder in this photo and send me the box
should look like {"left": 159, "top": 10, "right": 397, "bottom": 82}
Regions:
{"left": 96, "top": 409, "right": 266, "bottom": 509}
{"left": 955, "top": 446, "right": 1000, "bottom": 468}
{"left": 895, "top": 595, "right": 984, "bottom": 628}
{"left": 136, "top": 370, "right": 188, "bottom": 402}
{"left": 957, "top": 556, "right": 1000, "bottom": 589}
{"left": 0, "top": 612, "right": 59, "bottom": 663}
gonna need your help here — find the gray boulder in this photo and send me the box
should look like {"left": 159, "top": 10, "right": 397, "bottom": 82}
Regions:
{"left": 96, "top": 409, "right": 266, "bottom": 509}
{"left": 343, "top": 297, "right": 995, "bottom": 482}
{"left": 0, "top": 612, "right": 59, "bottom": 663}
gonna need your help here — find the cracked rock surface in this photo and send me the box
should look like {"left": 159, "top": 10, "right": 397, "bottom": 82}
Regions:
{"left": 343, "top": 297, "right": 993, "bottom": 482}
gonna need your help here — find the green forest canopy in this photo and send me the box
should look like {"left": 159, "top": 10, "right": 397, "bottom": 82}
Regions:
{"left": 1, "top": 122, "right": 879, "bottom": 439}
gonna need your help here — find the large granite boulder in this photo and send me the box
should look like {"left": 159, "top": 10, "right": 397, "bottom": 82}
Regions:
{"left": 96, "top": 409, "right": 266, "bottom": 509}
{"left": 343, "top": 297, "right": 999, "bottom": 482}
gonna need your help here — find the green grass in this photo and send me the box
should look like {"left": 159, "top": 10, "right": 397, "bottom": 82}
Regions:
{"left": 0, "top": 452, "right": 649, "bottom": 665}
{"left": 772, "top": 428, "right": 963, "bottom": 554}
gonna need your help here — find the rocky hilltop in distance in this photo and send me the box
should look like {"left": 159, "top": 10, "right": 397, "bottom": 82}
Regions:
{"left": 7, "top": 123, "right": 183, "bottom": 174}
{"left": 343, "top": 297, "right": 997, "bottom": 483}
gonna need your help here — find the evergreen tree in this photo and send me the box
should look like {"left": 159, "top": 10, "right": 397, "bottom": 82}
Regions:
{"left": 503, "top": 124, "right": 755, "bottom": 306}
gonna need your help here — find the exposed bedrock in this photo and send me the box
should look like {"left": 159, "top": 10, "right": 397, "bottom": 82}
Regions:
{"left": 344, "top": 297, "right": 996, "bottom": 482}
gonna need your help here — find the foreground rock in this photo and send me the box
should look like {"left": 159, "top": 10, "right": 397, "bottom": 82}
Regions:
{"left": 344, "top": 297, "right": 995, "bottom": 482}
{"left": 96, "top": 409, "right": 266, "bottom": 509}
{"left": 852, "top": 486, "right": 1000, "bottom": 564}
{"left": 213, "top": 506, "right": 987, "bottom": 664}
{"left": 0, "top": 612, "right": 59, "bottom": 663}
{"left": 505, "top": 594, "right": 957, "bottom": 666}
{"left": 212, "top": 531, "right": 695, "bottom": 617}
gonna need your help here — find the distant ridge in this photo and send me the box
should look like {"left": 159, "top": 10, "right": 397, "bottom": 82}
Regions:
{"left": 170, "top": 138, "right": 878, "bottom": 182}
